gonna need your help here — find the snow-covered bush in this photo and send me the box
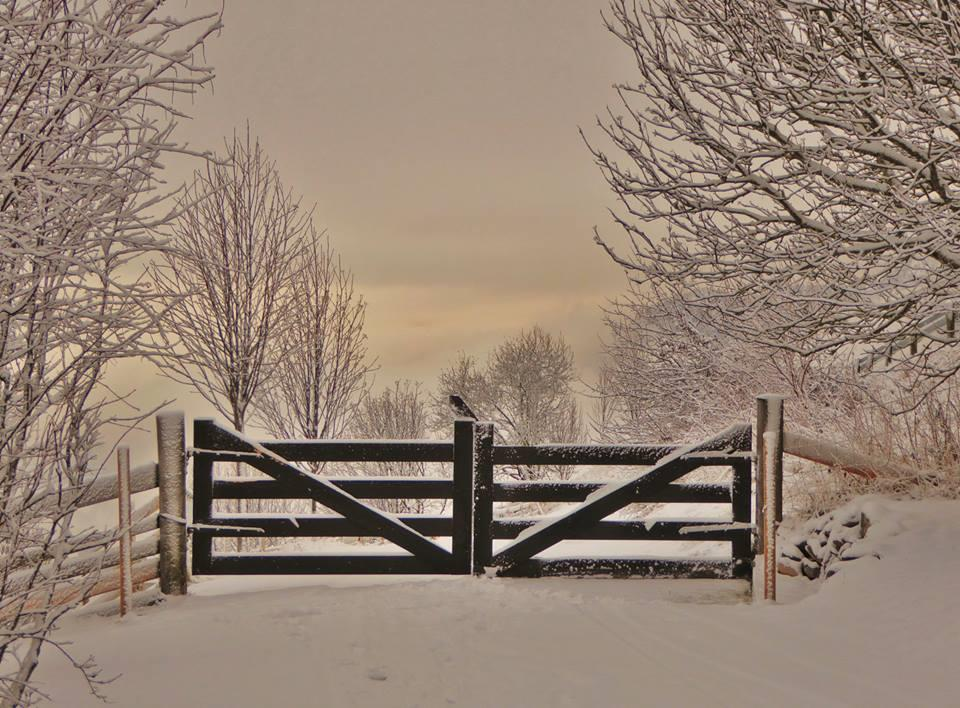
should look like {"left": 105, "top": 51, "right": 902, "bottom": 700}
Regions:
{"left": 434, "top": 327, "right": 584, "bottom": 480}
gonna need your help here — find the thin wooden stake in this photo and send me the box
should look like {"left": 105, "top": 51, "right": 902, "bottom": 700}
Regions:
{"left": 117, "top": 446, "right": 133, "bottom": 617}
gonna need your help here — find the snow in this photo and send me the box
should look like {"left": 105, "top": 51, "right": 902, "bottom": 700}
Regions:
{"left": 34, "top": 498, "right": 960, "bottom": 707}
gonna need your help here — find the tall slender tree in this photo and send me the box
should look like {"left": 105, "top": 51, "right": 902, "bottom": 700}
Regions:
{"left": 152, "top": 128, "right": 311, "bottom": 550}
{"left": 152, "top": 129, "right": 309, "bottom": 434}
{"left": 254, "top": 233, "right": 374, "bottom": 448}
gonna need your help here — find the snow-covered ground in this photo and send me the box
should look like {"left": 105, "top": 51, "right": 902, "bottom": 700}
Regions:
{"left": 35, "top": 497, "right": 960, "bottom": 707}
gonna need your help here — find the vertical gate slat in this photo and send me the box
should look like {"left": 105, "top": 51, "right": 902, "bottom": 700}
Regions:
{"left": 451, "top": 419, "right": 475, "bottom": 574}
{"left": 192, "top": 420, "right": 215, "bottom": 575}
{"left": 472, "top": 423, "right": 494, "bottom": 575}
{"left": 731, "top": 458, "right": 753, "bottom": 581}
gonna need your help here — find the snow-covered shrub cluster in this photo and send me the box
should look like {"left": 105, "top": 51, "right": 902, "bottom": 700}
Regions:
{"left": 778, "top": 495, "right": 957, "bottom": 586}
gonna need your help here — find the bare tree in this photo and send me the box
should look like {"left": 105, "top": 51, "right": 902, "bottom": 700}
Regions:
{"left": 152, "top": 129, "right": 309, "bottom": 434}
{"left": 352, "top": 381, "right": 431, "bottom": 514}
{"left": 254, "top": 233, "right": 374, "bottom": 447}
{"left": 151, "top": 129, "right": 311, "bottom": 552}
{"left": 590, "top": 0, "right": 960, "bottom": 402}
{"left": 0, "top": 2, "right": 218, "bottom": 704}
{"left": 436, "top": 327, "right": 584, "bottom": 480}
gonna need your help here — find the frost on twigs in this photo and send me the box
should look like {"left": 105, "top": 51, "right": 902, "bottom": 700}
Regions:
{"left": 591, "top": 0, "right": 960, "bottom": 405}
{"left": 0, "top": 1, "right": 218, "bottom": 704}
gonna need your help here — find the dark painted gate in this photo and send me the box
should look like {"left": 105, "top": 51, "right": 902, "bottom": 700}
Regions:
{"left": 191, "top": 419, "right": 754, "bottom": 580}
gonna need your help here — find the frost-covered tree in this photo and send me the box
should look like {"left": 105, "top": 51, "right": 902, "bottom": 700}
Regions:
{"left": 151, "top": 129, "right": 312, "bottom": 551}
{"left": 151, "top": 129, "right": 309, "bottom": 434}
{"left": 0, "top": 2, "right": 218, "bottom": 704}
{"left": 590, "top": 0, "right": 960, "bottom": 400}
{"left": 436, "top": 327, "right": 584, "bottom": 480}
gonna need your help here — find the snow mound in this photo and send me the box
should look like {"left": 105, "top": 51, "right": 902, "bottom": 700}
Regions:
{"left": 779, "top": 495, "right": 957, "bottom": 581}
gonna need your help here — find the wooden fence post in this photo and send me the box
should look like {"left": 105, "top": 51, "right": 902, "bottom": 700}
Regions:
{"left": 452, "top": 419, "right": 475, "bottom": 574}
{"left": 117, "top": 446, "right": 133, "bottom": 616}
{"left": 157, "top": 411, "right": 187, "bottom": 595}
{"left": 756, "top": 394, "right": 784, "bottom": 601}
{"left": 472, "top": 422, "right": 495, "bottom": 575}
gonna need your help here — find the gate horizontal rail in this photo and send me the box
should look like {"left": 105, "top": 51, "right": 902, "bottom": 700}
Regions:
{"left": 204, "top": 554, "right": 441, "bottom": 575}
{"left": 497, "top": 558, "right": 737, "bottom": 579}
{"left": 210, "top": 477, "right": 732, "bottom": 504}
{"left": 492, "top": 444, "right": 674, "bottom": 466}
{"left": 192, "top": 515, "right": 750, "bottom": 542}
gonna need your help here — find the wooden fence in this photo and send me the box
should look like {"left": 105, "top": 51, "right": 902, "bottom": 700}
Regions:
{"left": 9, "top": 394, "right": 910, "bottom": 613}
{"left": 5, "top": 412, "right": 189, "bottom": 618}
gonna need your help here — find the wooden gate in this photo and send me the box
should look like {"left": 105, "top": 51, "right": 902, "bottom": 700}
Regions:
{"left": 191, "top": 419, "right": 754, "bottom": 580}
{"left": 482, "top": 424, "right": 753, "bottom": 578}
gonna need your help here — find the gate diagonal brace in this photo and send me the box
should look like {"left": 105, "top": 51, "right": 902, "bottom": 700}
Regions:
{"left": 492, "top": 424, "right": 752, "bottom": 571}
{"left": 200, "top": 421, "right": 453, "bottom": 570}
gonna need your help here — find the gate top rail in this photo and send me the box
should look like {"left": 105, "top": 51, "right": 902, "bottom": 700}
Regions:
{"left": 493, "top": 444, "right": 674, "bottom": 466}
{"left": 193, "top": 419, "right": 454, "bottom": 463}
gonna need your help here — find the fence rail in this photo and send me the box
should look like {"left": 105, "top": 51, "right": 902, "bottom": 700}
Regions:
{"left": 14, "top": 412, "right": 190, "bottom": 618}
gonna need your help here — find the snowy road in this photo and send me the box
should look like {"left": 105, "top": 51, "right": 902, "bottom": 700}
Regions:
{"left": 35, "top": 499, "right": 960, "bottom": 707}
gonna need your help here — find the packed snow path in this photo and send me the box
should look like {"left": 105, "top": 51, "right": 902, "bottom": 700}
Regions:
{"left": 37, "top": 499, "right": 959, "bottom": 707}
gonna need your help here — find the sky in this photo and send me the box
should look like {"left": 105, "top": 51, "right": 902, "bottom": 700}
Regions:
{"left": 118, "top": 0, "right": 640, "bottom": 456}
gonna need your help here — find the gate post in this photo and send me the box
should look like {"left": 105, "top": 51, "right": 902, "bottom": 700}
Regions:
{"left": 452, "top": 419, "right": 475, "bottom": 574}
{"left": 157, "top": 411, "right": 187, "bottom": 595}
{"left": 471, "top": 422, "right": 495, "bottom": 575}
{"left": 756, "top": 395, "right": 784, "bottom": 601}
